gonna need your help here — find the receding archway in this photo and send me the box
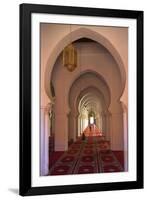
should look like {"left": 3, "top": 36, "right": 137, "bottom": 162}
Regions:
{"left": 49, "top": 30, "right": 127, "bottom": 153}
{"left": 40, "top": 25, "right": 128, "bottom": 176}
{"left": 68, "top": 72, "right": 111, "bottom": 142}
{"left": 45, "top": 27, "right": 126, "bottom": 101}
{"left": 77, "top": 86, "right": 109, "bottom": 138}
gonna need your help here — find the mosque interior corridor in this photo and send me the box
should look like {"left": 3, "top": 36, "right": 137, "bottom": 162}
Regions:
{"left": 40, "top": 24, "right": 128, "bottom": 176}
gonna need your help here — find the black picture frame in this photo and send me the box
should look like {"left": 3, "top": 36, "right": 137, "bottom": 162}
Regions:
{"left": 19, "top": 3, "right": 144, "bottom": 196}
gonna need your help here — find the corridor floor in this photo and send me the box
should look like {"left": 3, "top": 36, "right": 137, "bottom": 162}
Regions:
{"left": 49, "top": 136, "right": 124, "bottom": 175}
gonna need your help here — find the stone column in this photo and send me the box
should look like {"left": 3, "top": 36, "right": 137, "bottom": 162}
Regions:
{"left": 98, "top": 114, "right": 102, "bottom": 132}
{"left": 105, "top": 112, "right": 111, "bottom": 141}
{"left": 80, "top": 115, "right": 82, "bottom": 134}
{"left": 40, "top": 103, "right": 52, "bottom": 176}
{"left": 123, "top": 107, "right": 128, "bottom": 171}
{"left": 110, "top": 112, "right": 124, "bottom": 151}
{"left": 75, "top": 115, "right": 79, "bottom": 139}
{"left": 50, "top": 104, "right": 55, "bottom": 137}
{"left": 101, "top": 112, "right": 106, "bottom": 136}
{"left": 54, "top": 112, "right": 68, "bottom": 151}
{"left": 70, "top": 113, "right": 78, "bottom": 142}
{"left": 78, "top": 115, "right": 81, "bottom": 136}
{"left": 95, "top": 115, "right": 99, "bottom": 129}
{"left": 81, "top": 117, "right": 84, "bottom": 133}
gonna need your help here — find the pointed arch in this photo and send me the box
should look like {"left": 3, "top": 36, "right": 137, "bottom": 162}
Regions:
{"left": 44, "top": 27, "right": 126, "bottom": 101}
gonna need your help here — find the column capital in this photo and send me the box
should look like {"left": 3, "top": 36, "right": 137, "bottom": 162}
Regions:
{"left": 41, "top": 102, "right": 53, "bottom": 114}
{"left": 46, "top": 103, "right": 53, "bottom": 113}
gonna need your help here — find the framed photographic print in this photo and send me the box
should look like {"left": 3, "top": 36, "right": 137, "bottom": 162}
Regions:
{"left": 19, "top": 3, "right": 144, "bottom": 196}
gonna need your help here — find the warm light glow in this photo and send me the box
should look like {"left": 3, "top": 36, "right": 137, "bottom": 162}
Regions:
{"left": 90, "top": 116, "right": 94, "bottom": 124}
{"left": 83, "top": 119, "right": 88, "bottom": 129}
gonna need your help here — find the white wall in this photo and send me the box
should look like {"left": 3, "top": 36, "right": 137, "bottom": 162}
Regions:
{"left": 0, "top": 0, "right": 146, "bottom": 200}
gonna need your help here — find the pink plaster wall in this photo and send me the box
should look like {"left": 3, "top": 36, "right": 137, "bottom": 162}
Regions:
{"left": 40, "top": 24, "right": 128, "bottom": 152}
{"left": 40, "top": 24, "right": 128, "bottom": 107}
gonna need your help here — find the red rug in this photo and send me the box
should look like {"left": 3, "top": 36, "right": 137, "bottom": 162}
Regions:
{"left": 98, "top": 150, "right": 123, "bottom": 173}
{"left": 49, "top": 136, "right": 124, "bottom": 175}
{"left": 113, "top": 151, "right": 124, "bottom": 169}
{"left": 83, "top": 125, "right": 103, "bottom": 136}
{"left": 49, "top": 151, "right": 64, "bottom": 168}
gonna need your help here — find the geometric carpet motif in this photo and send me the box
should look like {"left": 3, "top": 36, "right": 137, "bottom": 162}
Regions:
{"left": 98, "top": 150, "right": 123, "bottom": 173}
{"left": 49, "top": 136, "right": 124, "bottom": 176}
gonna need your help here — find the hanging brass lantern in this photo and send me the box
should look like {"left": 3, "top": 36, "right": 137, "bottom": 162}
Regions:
{"left": 63, "top": 43, "right": 77, "bottom": 72}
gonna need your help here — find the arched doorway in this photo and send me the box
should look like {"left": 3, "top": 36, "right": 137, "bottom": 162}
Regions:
{"left": 88, "top": 111, "right": 95, "bottom": 125}
{"left": 50, "top": 37, "right": 125, "bottom": 150}
{"left": 68, "top": 72, "right": 111, "bottom": 143}
{"left": 44, "top": 27, "right": 126, "bottom": 101}
{"left": 40, "top": 26, "right": 128, "bottom": 175}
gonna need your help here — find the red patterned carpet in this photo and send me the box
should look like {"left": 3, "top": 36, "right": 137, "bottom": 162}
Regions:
{"left": 49, "top": 136, "right": 124, "bottom": 175}
{"left": 83, "top": 124, "right": 103, "bottom": 136}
